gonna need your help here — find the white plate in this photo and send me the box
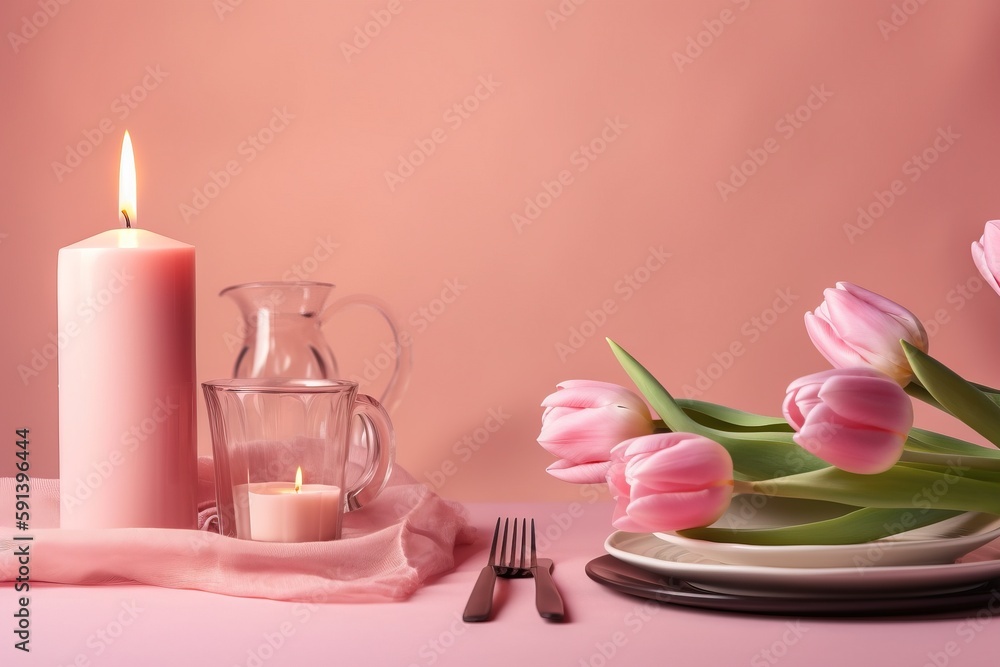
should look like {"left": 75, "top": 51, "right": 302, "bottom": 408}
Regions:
{"left": 605, "top": 531, "right": 1000, "bottom": 598}
{"left": 653, "top": 513, "right": 1000, "bottom": 568}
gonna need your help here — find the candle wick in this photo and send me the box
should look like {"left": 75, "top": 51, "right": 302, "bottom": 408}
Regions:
{"left": 121, "top": 210, "right": 131, "bottom": 229}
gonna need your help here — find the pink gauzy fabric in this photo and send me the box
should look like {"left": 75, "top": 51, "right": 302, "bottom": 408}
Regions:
{"left": 0, "top": 458, "right": 474, "bottom": 602}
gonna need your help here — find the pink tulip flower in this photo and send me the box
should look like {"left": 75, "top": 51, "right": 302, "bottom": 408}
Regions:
{"left": 606, "top": 433, "right": 734, "bottom": 533}
{"left": 804, "top": 282, "right": 928, "bottom": 384}
{"left": 972, "top": 220, "right": 1000, "bottom": 297}
{"left": 783, "top": 367, "right": 913, "bottom": 474}
{"left": 538, "top": 380, "right": 655, "bottom": 484}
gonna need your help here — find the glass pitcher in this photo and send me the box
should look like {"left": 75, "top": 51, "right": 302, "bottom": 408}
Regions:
{"left": 221, "top": 281, "right": 411, "bottom": 413}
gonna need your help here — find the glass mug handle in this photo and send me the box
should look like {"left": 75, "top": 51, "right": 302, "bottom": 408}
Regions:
{"left": 345, "top": 394, "right": 395, "bottom": 511}
{"left": 322, "top": 294, "right": 412, "bottom": 414}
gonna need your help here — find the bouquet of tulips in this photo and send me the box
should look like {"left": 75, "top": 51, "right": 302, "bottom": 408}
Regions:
{"left": 536, "top": 221, "right": 1000, "bottom": 545}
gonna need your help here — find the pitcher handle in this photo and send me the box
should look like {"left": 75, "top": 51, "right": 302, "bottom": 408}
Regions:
{"left": 321, "top": 294, "right": 412, "bottom": 414}
{"left": 346, "top": 394, "right": 395, "bottom": 512}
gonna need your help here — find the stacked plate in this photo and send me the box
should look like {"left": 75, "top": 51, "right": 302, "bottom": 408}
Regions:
{"left": 586, "top": 497, "right": 1000, "bottom": 615}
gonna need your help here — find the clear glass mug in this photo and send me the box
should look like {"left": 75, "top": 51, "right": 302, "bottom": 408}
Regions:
{"left": 202, "top": 379, "right": 394, "bottom": 542}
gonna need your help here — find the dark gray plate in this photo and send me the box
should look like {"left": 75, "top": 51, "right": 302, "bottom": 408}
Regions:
{"left": 586, "top": 555, "right": 1000, "bottom": 617}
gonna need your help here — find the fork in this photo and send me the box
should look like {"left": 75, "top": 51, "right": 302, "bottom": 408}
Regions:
{"left": 494, "top": 518, "right": 533, "bottom": 579}
{"left": 496, "top": 518, "right": 565, "bottom": 621}
{"left": 462, "top": 518, "right": 502, "bottom": 622}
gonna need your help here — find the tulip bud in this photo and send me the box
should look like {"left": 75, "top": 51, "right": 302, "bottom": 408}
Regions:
{"left": 804, "top": 282, "right": 928, "bottom": 384}
{"left": 783, "top": 367, "right": 913, "bottom": 474}
{"left": 538, "top": 380, "right": 655, "bottom": 484}
{"left": 972, "top": 220, "right": 1000, "bottom": 297}
{"left": 606, "top": 433, "right": 734, "bottom": 532}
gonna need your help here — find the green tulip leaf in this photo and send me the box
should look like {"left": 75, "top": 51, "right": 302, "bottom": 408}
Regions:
{"left": 607, "top": 338, "right": 828, "bottom": 480}
{"left": 902, "top": 341, "right": 1000, "bottom": 447}
{"left": 971, "top": 381, "right": 1000, "bottom": 396}
{"left": 679, "top": 507, "right": 960, "bottom": 546}
{"left": 906, "top": 427, "right": 1000, "bottom": 460}
{"left": 678, "top": 399, "right": 794, "bottom": 432}
{"left": 725, "top": 441, "right": 830, "bottom": 481}
{"left": 606, "top": 338, "right": 698, "bottom": 432}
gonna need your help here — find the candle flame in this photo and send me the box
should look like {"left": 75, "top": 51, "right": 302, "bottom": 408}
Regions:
{"left": 119, "top": 131, "right": 137, "bottom": 228}
{"left": 294, "top": 466, "right": 302, "bottom": 493}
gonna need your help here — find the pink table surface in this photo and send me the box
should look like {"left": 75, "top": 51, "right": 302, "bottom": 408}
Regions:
{"left": 8, "top": 501, "right": 1000, "bottom": 667}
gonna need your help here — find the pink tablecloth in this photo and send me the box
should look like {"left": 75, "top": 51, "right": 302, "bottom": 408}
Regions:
{"left": 6, "top": 500, "right": 999, "bottom": 667}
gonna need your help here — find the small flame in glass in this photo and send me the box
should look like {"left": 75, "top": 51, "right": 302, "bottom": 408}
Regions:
{"left": 294, "top": 466, "right": 302, "bottom": 493}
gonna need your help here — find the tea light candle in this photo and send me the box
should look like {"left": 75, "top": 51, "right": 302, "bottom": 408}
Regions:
{"left": 245, "top": 468, "right": 342, "bottom": 542}
{"left": 58, "top": 131, "right": 198, "bottom": 529}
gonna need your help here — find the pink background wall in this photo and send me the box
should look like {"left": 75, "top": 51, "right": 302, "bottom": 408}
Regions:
{"left": 3, "top": 0, "right": 1000, "bottom": 501}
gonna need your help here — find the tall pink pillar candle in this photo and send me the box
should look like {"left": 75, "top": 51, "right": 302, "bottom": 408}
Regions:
{"left": 59, "top": 132, "right": 197, "bottom": 529}
{"left": 57, "top": 227, "right": 197, "bottom": 529}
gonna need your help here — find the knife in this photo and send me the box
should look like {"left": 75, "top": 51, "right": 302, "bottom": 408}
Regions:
{"left": 463, "top": 517, "right": 502, "bottom": 622}
{"left": 531, "top": 557, "right": 565, "bottom": 621}
{"left": 462, "top": 564, "right": 498, "bottom": 622}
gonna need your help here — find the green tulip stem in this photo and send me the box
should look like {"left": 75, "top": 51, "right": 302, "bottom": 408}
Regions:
{"left": 747, "top": 465, "right": 1000, "bottom": 515}
{"left": 905, "top": 427, "right": 1000, "bottom": 457}
{"left": 898, "top": 449, "right": 1000, "bottom": 472}
{"left": 904, "top": 381, "right": 948, "bottom": 413}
